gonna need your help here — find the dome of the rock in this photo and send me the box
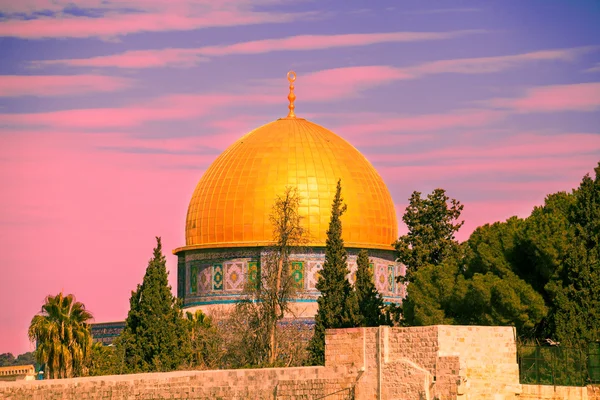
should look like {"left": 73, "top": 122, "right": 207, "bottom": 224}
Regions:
{"left": 174, "top": 71, "right": 405, "bottom": 316}
{"left": 179, "top": 117, "right": 397, "bottom": 252}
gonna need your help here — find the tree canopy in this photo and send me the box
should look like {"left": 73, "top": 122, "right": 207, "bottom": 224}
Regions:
{"left": 308, "top": 179, "right": 360, "bottom": 365}
{"left": 116, "top": 237, "right": 191, "bottom": 373}
{"left": 395, "top": 188, "right": 464, "bottom": 282}
{"left": 28, "top": 292, "right": 93, "bottom": 379}
{"left": 355, "top": 249, "right": 386, "bottom": 327}
{"left": 401, "top": 162, "right": 600, "bottom": 345}
{"left": 0, "top": 352, "right": 35, "bottom": 367}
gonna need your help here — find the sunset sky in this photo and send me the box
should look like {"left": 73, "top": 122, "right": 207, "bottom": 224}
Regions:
{"left": 1, "top": 0, "right": 600, "bottom": 355}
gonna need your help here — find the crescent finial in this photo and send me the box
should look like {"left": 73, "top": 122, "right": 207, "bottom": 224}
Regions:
{"left": 287, "top": 71, "right": 297, "bottom": 118}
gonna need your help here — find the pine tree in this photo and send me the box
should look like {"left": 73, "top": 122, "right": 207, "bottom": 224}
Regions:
{"left": 116, "top": 237, "right": 191, "bottom": 373}
{"left": 355, "top": 249, "right": 385, "bottom": 327}
{"left": 395, "top": 189, "right": 464, "bottom": 283}
{"left": 546, "top": 162, "right": 600, "bottom": 344}
{"left": 307, "top": 180, "right": 360, "bottom": 365}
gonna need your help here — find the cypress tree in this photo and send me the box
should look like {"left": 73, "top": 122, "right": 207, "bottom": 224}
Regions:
{"left": 117, "top": 237, "right": 191, "bottom": 372}
{"left": 355, "top": 249, "right": 385, "bottom": 327}
{"left": 307, "top": 180, "right": 359, "bottom": 365}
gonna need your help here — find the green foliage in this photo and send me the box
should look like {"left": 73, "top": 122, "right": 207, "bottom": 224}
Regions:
{"left": 544, "top": 164, "right": 600, "bottom": 345}
{"left": 402, "top": 258, "right": 461, "bottom": 326}
{"left": 519, "top": 344, "right": 588, "bottom": 386}
{"left": 395, "top": 189, "right": 464, "bottom": 282}
{"left": 465, "top": 217, "right": 525, "bottom": 278}
{"left": 354, "top": 249, "right": 386, "bottom": 327}
{"left": 518, "top": 193, "right": 575, "bottom": 292}
{"left": 401, "top": 162, "right": 600, "bottom": 346}
{"left": 509, "top": 163, "right": 600, "bottom": 344}
{"left": 0, "top": 353, "right": 15, "bottom": 367}
{"left": 308, "top": 180, "right": 360, "bottom": 365}
{"left": 456, "top": 271, "right": 547, "bottom": 334}
{"left": 87, "top": 343, "right": 119, "bottom": 376}
{"left": 28, "top": 292, "right": 93, "bottom": 379}
{"left": 405, "top": 217, "right": 547, "bottom": 336}
{"left": 185, "top": 310, "right": 223, "bottom": 370}
{"left": 459, "top": 219, "right": 548, "bottom": 337}
{"left": 116, "top": 237, "right": 191, "bottom": 373}
{"left": 15, "top": 352, "right": 35, "bottom": 366}
{"left": 0, "top": 352, "right": 35, "bottom": 367}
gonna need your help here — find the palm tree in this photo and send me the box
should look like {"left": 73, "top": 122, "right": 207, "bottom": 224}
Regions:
{"left": 28, "top": 292, "right": 93, "bottom": 379}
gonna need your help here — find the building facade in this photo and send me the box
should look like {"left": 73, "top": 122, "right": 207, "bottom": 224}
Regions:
{"left": 90, "top": 321, "right": 126, "bottom": 346}
{"left": 173, "top": 71, "right": 404, "bottom": 317}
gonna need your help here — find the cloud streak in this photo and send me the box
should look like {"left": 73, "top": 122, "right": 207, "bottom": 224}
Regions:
{"left": 334, "top": 109, "right": 505, "bottom": 136}
{"left": 585, "top": 62, "right": 600, "bottom": 73}
{"left": 380, "top": 156, "right": 595, "bottom": 184}
{"left": 0, "top": 75, "right": 132, "bottom": 97}
{"left": 489, "top": 82, "right": 600, "bottom": 112}
{"left": 0, "top": 93, "right": 278, "bottom": 129}
{"left": 405, "top": 47, "right": 595, "bottom": 76}
{"left": 0, "top": 0, "right": 307, "bottom": 39}
{"left": 294, "top": 66, "right": 412, "bottom": 101}
{"left": 37, "top": 30, "right": 483, "bottom": 68}
{"left": 366, "top": 133, "right": 600, "bottom": 164}
{"left": 403, "top": 8, "right": 481, "bottom": 15}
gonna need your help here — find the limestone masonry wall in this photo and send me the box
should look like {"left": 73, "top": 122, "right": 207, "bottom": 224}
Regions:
{"left": 324, "top": 325, "right": 522, "bottom": 399}
{"left": 1, "top": 325, "right": 595, "bottom": 400}
{"left": 0, "top": 366, "right": 351, "bottom": 400}
{"left": 521, "top": 384, "right": 600, "bottom": 400}
{"left": 437, "top": 325, "right": 521, "bottom": 398}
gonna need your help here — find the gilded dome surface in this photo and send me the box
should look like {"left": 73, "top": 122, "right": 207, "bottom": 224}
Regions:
{"left": 178, "top": 117, "right": 398, "bottom": 252}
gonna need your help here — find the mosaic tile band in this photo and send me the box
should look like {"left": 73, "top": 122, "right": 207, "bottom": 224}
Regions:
{"left": 180, "top": 248, "right": 406, "bottom": 309}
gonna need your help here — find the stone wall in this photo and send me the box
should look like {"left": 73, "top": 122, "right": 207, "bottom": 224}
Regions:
{"left": 521, "top": 384, "right": 600, "bottom": 400}
{"left": 324, "top": 325, "right": 522, "bottom": 400}
{"left": 437, "top": 325, "right": 521, "bottom": 398}
{"left": 3, "top": 325, "right": 595, "bottom": 400}
{"left": 0, "top": 366, "right": 353, "bottom": 400}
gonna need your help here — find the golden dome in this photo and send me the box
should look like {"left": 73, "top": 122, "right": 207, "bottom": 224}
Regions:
{"left": 175, "top": 73, "right": 397, "bottom": 253}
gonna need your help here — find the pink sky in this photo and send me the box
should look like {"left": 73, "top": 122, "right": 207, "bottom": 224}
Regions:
{"left": 1, "top": 0, "right": 599, "bottom": 355}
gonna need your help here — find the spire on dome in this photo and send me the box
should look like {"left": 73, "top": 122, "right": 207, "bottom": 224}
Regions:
{"left": 287, "top": 71, "right": 296, "bottom": 118}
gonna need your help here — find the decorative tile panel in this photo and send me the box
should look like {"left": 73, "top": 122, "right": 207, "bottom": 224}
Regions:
{"left": 177, "top": 256, "right": 185, "bottom": 299}
{"left": 375, "top": 264, "right": 387, "bottom": 292}
{"left": 290, "top": 261, "right": 304, "bottom": 290}
{"left": 306, "top": 261, "right": 322, "bottom": 290}
{"left": 388, "top": 265, "right": 395, "bottom": 293}
{"left": 198, "top": 265, "right": 211, "bottom": 292}
{"left": 225, "top": 261, "right": 245, "bottom": 291}
{"left": 212, "top": 263, "right": 223, "bottom": 291}
{"left": 178, "top": 249, "right": 403, "bottom": 306}
{"left": 247, "top": 261, "right": 260, "bottom": 289}
{"left": 190, "top": 264, "right": 198, "bottom": 294}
